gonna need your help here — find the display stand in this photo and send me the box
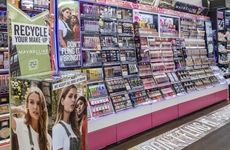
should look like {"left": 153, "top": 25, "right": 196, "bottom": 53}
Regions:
{"left": 0, "top": 0, "right": 9, "bottom": 148}
{"left": 80, "top": 1, "right": 229, "bottom": 149}
{"left": 4, "top": 0, "right": 229, "bottom": 150}
{"left": 209, "top": 8, "right": 230, "bottom": 78}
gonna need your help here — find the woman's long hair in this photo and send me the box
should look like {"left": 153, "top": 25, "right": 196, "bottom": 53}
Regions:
{"left": 55, "top": 85, "right": 80, "bottom": 138}
{"left": 70, "top": 15, "right": 80, "bottom": 28}
{"left": 59, "top": 7, "right": 71, "bottom": 20}
{"left": 25, "top": 87, "right": 49, "bottom": 150}
{"left": 76, "top": 96, "right": 87, "bottom": 125}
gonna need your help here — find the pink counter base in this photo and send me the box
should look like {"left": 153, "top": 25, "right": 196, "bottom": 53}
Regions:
{"left": 152, "top": 105, "right": 178, "bottom": 127}
{"left": 88, "top": 125, "right": 116, "bottom": 150}
{"left": 88, "top": 90, "right": 228, "bottom": 150}
{"left": 116, "top": 114, "right": 152, "bottom": 141}
{"left": 179, "top": 90, "right": 228, "bottom": 117}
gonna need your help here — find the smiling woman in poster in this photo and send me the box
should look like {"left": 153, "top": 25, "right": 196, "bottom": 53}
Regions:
{"left": 52, "top": 85, "right": 81, "bottom": 150}
{"left": 11, "top": 86, "right": 52, "bottom": 150}
{"left": 59, "top": 7, "right": 73, "bottom": 48}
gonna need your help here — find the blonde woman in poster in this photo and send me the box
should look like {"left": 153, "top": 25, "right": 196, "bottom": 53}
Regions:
{"left": 59, "top": 7, "right": 73, "bottom": 48}
{"left": 52, "top": 85, "right": 81, "bottom": 150}
{"left": 11, "top": 86, "right": 52, "bottom": 150}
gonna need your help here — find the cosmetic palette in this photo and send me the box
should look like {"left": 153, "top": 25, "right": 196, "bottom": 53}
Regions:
{"left": 128, "top": 64, "right": 138, "bottom": 74}
{"left": 180, "top": 18, "right": 197, "bottom": 38}
{"left": 201, "top": 78, "right": 212, "bottom": 87}
{"left": 0, "top": 104, "right": 8, "bottom": 115}
{"left": 173, "top": 83, "right": 186, "bottom": 94}
{"left": 118, "top": 23, "right": 134, "bottom": 35}
{"left": 141, "top": 76, "right": 156, "bottom": 90}
{"left": 117, "top": 8, "right": 132, "bottom": 21}
{"left": 161, "top": 86, "right": 175, "bottom": 98}
{"left": 106, "top": 78, "right": 128, "bottom": 93}
{"left": 140, "top": 37, "right": 148, "bottom": 48}
{"left": 0, "top": 32, "right": 7, "bottom": 47}
{"left": 182, "top": 81, "right": 196, "bottom": 92}
{"left": 176, "top": 70, "right": 190, "bottom": 81}
{"left": 81, "top": 3, "right": 100, "bottom": 17}
{"left": 0, "top": 97, "right": 8, "bottom": 105}
{"left": 111, "top": 93, "right": 133, "bottom": 112}
{"left": 88, "top": 83, "right": 108, "bottom": 99}
{"left": 193, "top": 57, "right": 202, "bottom": 66}
{"left": 201, "top": 57, "right": 209, "bottom": 66}
{"left": 89, "top": 97, "right": 114, "bottom": 117}
{"left": 209, "top": 76, "right": 219, "bottom": 84}
{"left": 149, "top": 38, "right": 160, "bottom": 49}
{"left": 104, "top": 66, "right": 122, "bottom": 78}
{"left": 120, "top": 50, "right": 136, "bottom": 62}
{"left": 101, "top": 36, "right": 119, "bottom": 49}
{"left": 154, "top": 73, "right": 170, "bottom": 84}
{"left": 184, "top": 57, "right": 194, "bottom": 67}
{"left": 83, "top": 36, "right": 101, "bottom": 49}
{"left": 151, "top": 62, "right": 165, "bottom": 73}
{"left": 194, "top": 79, "right": 205, "bottom": 89}
{"left": 121, "top": 64, "right": 128, "bottom": 76}
{"left": 0, "top": 117, "right": 10, "bottom": 141}
{"left": 101, "top": 50, "right": 120, "bottom": 64}
{"left": 82, "top": 51, "right": 103, "bottom": 67}
{"left": 100, "top": 6, "right": 117, "bottom": 19}
{"left": 146, "top": 89, "right": 163, "bottom": 101}
{"left": 0, "top": 53, "right": 3, "bottom": 69}
{"left": 118, "top": 36, "right": 135, "bottom": 48}
{"left": 83, "top": 20, "right": 100, "bottom": 33}
{"left": 0, "top": 74, "right": 8, "bottom": 94}
{"left": 138, "top": 62, "right": 152, "bottom": 77}
{"left": 129, "top": 90, "right": 148, "bottom": 106}
{"left": 167, "top": 72, "right": 176, "bottom": 82}
{"left": 127, "top": 77, "right": 143, "bottom": 89}
{"left": 205, "top": 67, "right": 215, "bottom": 76}
{"left": 100, "top": 21, "right": 117, "bottom": 34}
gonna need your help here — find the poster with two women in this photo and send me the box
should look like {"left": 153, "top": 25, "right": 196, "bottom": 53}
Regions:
{"left": 57, "top": 0, "right": 81, "bottom": 69}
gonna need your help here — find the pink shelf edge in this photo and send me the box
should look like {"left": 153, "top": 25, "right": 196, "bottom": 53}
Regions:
{"left": 88, "top": 89, "right": 228, "bottom": 150}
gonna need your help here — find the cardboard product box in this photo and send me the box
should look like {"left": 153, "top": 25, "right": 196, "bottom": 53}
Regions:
{"left": 10, "top": 72, "right": 88, "bottom": 150}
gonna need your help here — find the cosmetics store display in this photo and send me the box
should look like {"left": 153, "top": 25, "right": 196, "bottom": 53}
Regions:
{"left": 182, "top": 17, "right": 212, "bottom": 70}
{"left": 3, "top": 1, "right": 230, "bottom": 149}
{"left": 210, "top": 8, "right": 230, "bottom": 78}
{"left": 0, "top": 0, "right": 8, "bottom": 146}
{"left": 80, "top": 1, "right": 141, "bottom": 116}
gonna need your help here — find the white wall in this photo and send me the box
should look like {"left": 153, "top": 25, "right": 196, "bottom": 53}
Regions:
{"left": 176, "top": 0, "right": 203, "bottom": 6}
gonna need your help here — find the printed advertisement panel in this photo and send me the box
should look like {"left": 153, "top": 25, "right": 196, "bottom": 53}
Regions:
{"left": 57, "top": 0, "right": 81, "bottom": 68}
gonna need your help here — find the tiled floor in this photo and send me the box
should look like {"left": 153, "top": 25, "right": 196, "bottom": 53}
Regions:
{"left": 106, "top": 100, "right": 229, "bottom": 150}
